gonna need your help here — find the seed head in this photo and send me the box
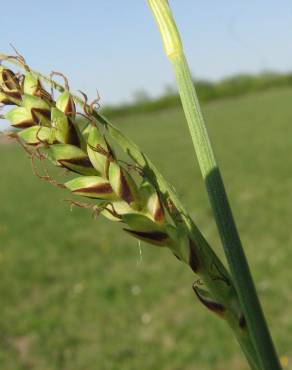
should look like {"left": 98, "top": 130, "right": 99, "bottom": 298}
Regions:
{"left": 1, "top": 62, "right": 185, "bottom": 253}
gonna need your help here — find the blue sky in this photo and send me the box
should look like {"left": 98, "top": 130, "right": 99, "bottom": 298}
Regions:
{"left": 1, "top": 0, "right": 292, "bottom": 105}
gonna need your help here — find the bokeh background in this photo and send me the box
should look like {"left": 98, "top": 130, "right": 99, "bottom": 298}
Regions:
{"left": 1, "top": 1, "right": 292, "bottom": 369}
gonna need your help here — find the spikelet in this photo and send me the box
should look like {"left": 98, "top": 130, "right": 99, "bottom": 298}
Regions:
{"left": 42, "top": 144, "right": 97, "bottom": 175}
{"left": 108, "top": 161, "right": 138, "bottom": 206}
{"left": 65, "top": 176, "right": 117, "bottom": 200}
{"left": 139, "top": 180, "right": 165, "bottom": 224}
{"left": 87, "top": 124, "right": 111, "bottom": 177}
{"left": 56, "top": 90, "right": 76, "bottom": 118}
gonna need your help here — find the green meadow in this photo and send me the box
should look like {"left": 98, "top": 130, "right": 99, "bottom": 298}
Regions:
{"left": 1, "top": 88, "right": 292, "bottom": 370}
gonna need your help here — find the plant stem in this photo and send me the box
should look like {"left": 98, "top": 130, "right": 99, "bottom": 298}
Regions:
{"left": 147, "top": 1, "right": 282, "bottom": 369}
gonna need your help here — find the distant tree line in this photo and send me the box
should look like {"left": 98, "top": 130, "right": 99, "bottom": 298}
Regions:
{"left": 102, "top": 71, "right": 292, "bottom": 118}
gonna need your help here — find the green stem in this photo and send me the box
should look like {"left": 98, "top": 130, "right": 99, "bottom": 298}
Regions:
{"left": 147, "top": 1, "right": 281, "bottom": 370}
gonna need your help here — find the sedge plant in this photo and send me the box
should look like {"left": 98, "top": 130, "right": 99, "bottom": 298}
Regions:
{"left": 0, "top": 4, "right": 281, "bottom": 368}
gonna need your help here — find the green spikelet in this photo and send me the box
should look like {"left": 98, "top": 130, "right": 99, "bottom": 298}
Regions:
{"left": 140, "top": 180, "right": 165, "bottom": 224}
{"left": 17, "top": 125, "right": 54, "bottom": 145}
{"left": 65, "top": 176, "right": 117, "bottom": 200}
{"left": 122, "top": 214, "right": 170, "bottom": 247}
{"left": 42, "top": 144, "right": 97, "bottom": 175}
{"left": 5, "top": 107, "right": 34, "bottom": 128}
{"left": 23, "top": 72, "right": 41, "bottom": 95}
{"left": 108, "top": 161, "right": 138, "bottom": 206}
{"left": 101, "top": 200, "right": 132, "bottom": 221}
{"left": 56, "top": 91, "right": 76, "bottom": 118}
{"left": 23, "top": 72, "right": 54, "bottom": 104}
{"left": 22, "top": 94, "right": 51, "bottom": 126}
{"left": 51, "top": 107, "right": 82, "bottom": 146}
{"left": 87, "top": 124, "right": 111, "bottom": 177}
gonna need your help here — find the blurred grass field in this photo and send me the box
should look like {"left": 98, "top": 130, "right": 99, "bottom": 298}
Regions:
{"left": 1, "top": 88, "right": 292, "bottom": 370}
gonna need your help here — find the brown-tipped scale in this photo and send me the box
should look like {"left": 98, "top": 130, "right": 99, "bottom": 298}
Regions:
{"left": 0, "top": 67, "right": 22, "bottom": 105}
{"left": 17, "top": 125, "right": 55, "bottom": 145}
{"left": 108, "top": 161, "right": 138, "bottom": 206}
{"left": 22, "top": 94, "right": 51, "bottom": 126}
{"left": 65, "top": 176, "right": 117, "bottom": 200}
{"left": 42, "top": 144, "right": 97, "bottom": 175}
{"left": 56, "top": 91, "right": 76, "bottom": 118}
{"left": 51, "top": 108, "right": 82, "bottom": 146}
{"left": 139, "top": 180, "right": 165, "bottom": 224}
{"left": 0, "top": 67, "right": 21, "bottom": 91}
{"left": 5, "top": 107, "right": 35, "bottom": 128}
{"left": 122, "top": 213, "right": 170, "bottom": 247}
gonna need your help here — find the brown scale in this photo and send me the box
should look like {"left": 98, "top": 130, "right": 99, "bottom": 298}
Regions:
{"left": 72, "top": 183, "right": 114, "bottom": 196}
{"left": 192, "top": 285, "right": 226, "bottom": 317}
{"left": 119, "top": 169, "right": 134, "bottom": 204}
{"left": 2, "top": 69, "right": 21, "bottom": 91}
{"left": 152, "top": 194, "right": 165, "bottom": 223}
{"left": 124, "top": 228, "right": 169, "bottom": 246}
{"left": 0, "top": 89, "right": 22, "bottom": 104}
{"left": 58, "top": 156, "right": 93, "bottom": 168}
{"left": 67, "top": 117, "right": 82, "bottom": 147}
{"left": 57, "top": 156, "right": 96, "bottom": 176}
{"left": 189, "top": 238, "right": 201, "bottom": 273}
